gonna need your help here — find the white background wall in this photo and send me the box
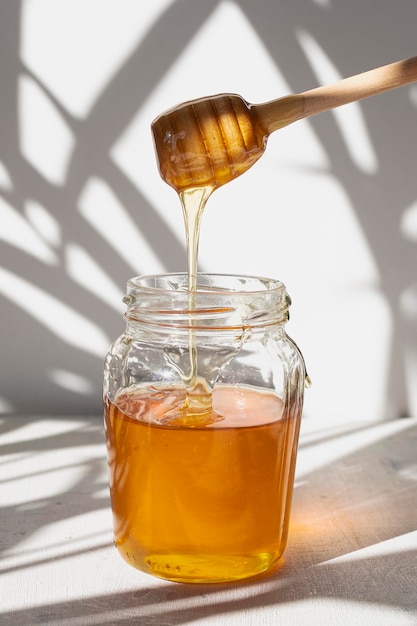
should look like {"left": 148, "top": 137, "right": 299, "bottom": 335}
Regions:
{"left": 1, "top": 0, "right": 417, "bottom": 422}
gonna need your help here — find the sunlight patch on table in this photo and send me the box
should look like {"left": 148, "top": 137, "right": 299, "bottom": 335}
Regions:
{"left": 320, "top": 530, "right": 417, "bottom": 565}
{"left": 296, "top": 418, "right": 416, "bottom": 478}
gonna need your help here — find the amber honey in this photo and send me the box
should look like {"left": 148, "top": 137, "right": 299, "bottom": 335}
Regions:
{"left": 151, "top": 93, "right": 268, "bottom": 193}
{"left": 104, "top": 384, "right": 300, "bottom": 583}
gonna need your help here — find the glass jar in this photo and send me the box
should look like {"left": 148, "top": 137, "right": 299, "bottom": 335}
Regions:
{"left": 103, "top": 273, "right": 306, "bottom": 584}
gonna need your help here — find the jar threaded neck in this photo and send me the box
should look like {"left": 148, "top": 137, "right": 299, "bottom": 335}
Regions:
{"left": 123, "top": 273, "right": 290, "bottom": 330}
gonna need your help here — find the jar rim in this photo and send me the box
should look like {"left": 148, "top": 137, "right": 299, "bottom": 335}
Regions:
{"left": 127, "top": 272, "right": 285, "bottom": 295}
{"left": 124, "top": 273, "right": 290, "bottom": 330}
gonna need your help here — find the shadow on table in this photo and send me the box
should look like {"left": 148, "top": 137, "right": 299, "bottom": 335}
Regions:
{"left": 0, "top": 416, "right": 110, "bottom": 578}
{"left": 1, "top": 417, "right": 416, "bottom": 625}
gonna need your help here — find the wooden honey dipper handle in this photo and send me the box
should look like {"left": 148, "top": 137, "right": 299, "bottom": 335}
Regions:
{"left": 152, "top": 55, "right": 417, "bottom": 192}
{"left": 256, "top": 55, "right": 417, "bottom": 133}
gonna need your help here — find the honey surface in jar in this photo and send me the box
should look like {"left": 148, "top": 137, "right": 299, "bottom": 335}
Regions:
{"left": 104, "top": 384, "right": 301, "bottom": 583}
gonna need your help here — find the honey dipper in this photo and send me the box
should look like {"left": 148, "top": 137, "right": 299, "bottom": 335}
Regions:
{"left": 152, "top": 55, "right": 417, "bottom": 192}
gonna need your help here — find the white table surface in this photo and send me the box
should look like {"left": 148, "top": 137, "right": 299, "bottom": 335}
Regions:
{"left": 1, "top": 414, "right": 416, "bottom": 626}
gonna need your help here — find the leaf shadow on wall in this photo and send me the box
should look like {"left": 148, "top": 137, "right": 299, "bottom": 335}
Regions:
{"left": 0, "top": 0, "right": 417, "bottom": 415}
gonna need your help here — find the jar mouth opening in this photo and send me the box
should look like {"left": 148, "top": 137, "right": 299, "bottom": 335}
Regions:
{"left": 127, "top": 272, "right": 285, "bottom": 296}
{"left": 124, "top": 273, "right": 290, "bottom": 330}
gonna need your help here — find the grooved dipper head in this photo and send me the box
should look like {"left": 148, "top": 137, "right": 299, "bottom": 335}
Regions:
{"left": 151, "top": 93, "right": 268, "bottom": 193}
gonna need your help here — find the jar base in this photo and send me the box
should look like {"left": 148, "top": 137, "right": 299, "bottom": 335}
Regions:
{"left": 120, "top": 550, "right": 283, "bottom": 584}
